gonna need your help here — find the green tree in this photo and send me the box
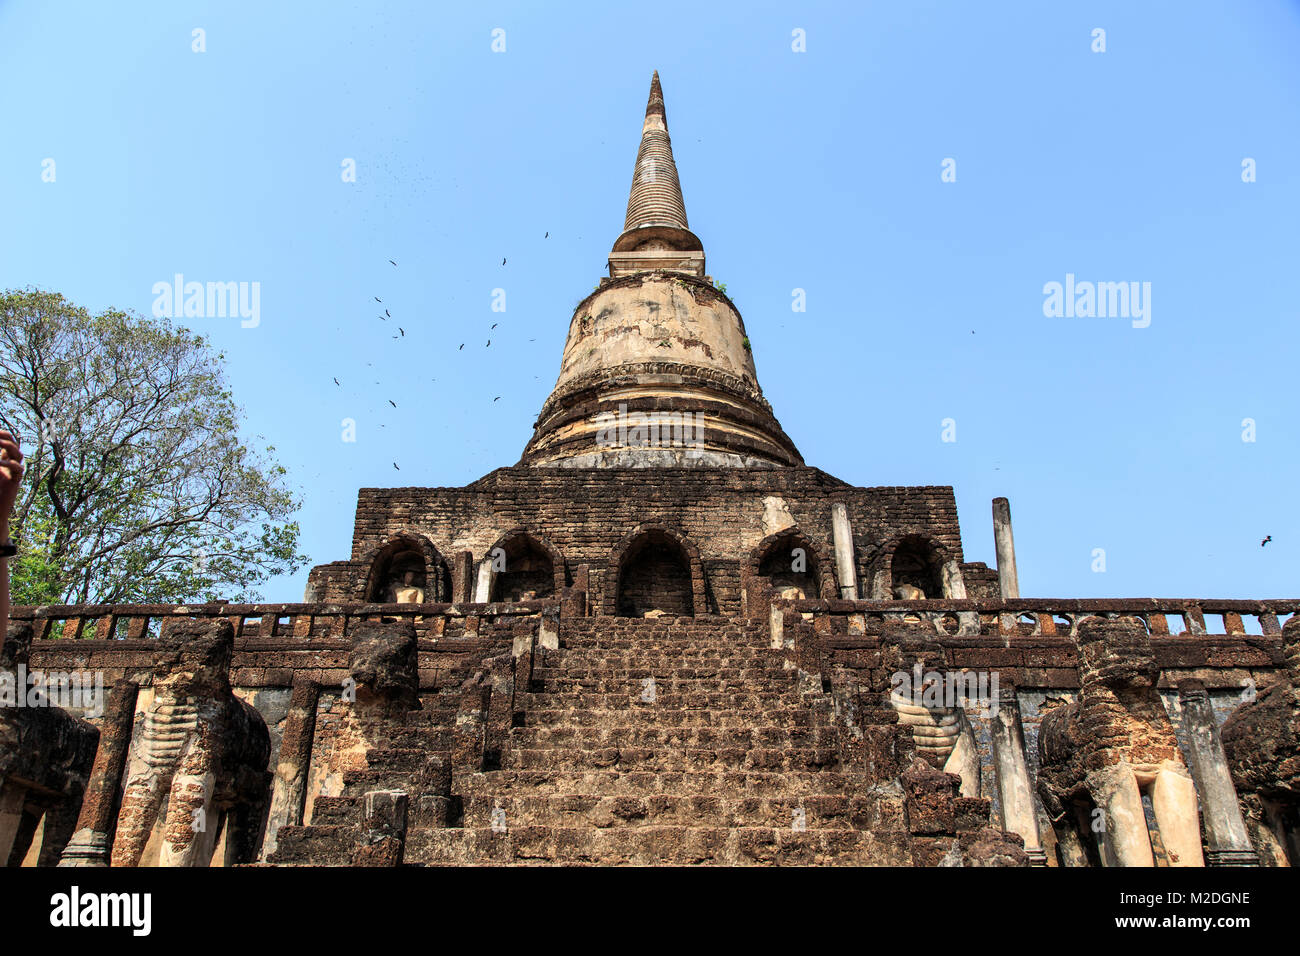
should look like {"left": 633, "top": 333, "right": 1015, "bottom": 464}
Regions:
{"left": 0, "top": 288, "right": 307, "bottom": 605}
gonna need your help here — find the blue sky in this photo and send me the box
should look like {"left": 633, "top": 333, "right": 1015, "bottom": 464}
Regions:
{"left": 2, "top": 1, "right": 1297, "bottom": 602}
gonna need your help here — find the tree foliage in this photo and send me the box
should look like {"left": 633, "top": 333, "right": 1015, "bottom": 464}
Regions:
{"left": 0, "top": 288, "right": 307, "bottom": 605}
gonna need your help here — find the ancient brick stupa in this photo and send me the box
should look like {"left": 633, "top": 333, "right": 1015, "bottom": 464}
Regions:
{"left": 306, "top": 70, "right": 989, "bottom": 618}
{"left": 521, "top": 70, "right": 802, "bottom": 470}
{"left": 7, "top": 73, "right": 1295, "bottom": 869}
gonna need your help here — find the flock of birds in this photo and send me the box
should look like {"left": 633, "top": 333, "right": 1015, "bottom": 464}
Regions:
{"left": 336, "top": 245, "right": 553, "bottom": 471}
{"left": 322, "top": 250, "right": 1282, "bottom": 551}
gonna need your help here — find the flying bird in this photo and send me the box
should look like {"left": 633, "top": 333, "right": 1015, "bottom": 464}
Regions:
{"left": 458, "top": 343, "right": 464, "bottom": 350}
{"left": 1261, "top": 535, "right": 1272, "bottom": 547}
{"left": 393, "top": 462, "right": 399, "bottom": 470}
{"left": 502, "top": 258, "right": 506, "bottom": 266}
{"left": 544, "top": 232, "right": 548, "bottom": 238}
{"left": 486, "top": 339, "right": 491, "bottom": 347}
{"left": 389, "top": 259, "right": 397, "bottom": 266}
{"left": 388, "top": 399, "right": 397, "bottom": 408}
{"left": 374, "top": 297, "right": 382, "bottom": 303}
{"left": 333, "top": 378, "right": 340, "bottom": 386}
{"left": 491, "top": 323, "right": 497, "bottom": 329}
{"left": 493, "top": 396, "right": 500, "bottom": 402}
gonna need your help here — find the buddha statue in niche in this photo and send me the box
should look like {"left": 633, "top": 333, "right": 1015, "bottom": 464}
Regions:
{"left": 379, "top": 550, "right": 426, "bottom": 604}
{"left": 390, "top": 569, "right": 425, "bottom": 604}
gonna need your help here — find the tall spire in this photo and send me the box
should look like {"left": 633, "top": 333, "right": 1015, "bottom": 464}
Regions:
{"left": 623, "top": 71, "right": 689, "bottom": 232}
{"left": 521, "top": 72, "right": 803, "bottom": 469}
{"left": 609, "top": 72, "right": 706, "bottom": 277}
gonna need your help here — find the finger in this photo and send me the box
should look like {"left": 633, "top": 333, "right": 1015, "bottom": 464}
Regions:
{"left": 0, "top": 438, "right": 22, "bottom": 464}
{"left": 0, "top": 450, "right": 24, "bottom": 476}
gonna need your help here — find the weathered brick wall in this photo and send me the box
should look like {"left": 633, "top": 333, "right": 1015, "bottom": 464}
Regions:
{"left": 960, "top": 562, "right": 1000, "bottom": 599}
{"left": 313, "top": 466, "right": 966, "bottom": 614}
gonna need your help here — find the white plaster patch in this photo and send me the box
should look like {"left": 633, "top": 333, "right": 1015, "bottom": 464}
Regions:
{"left": 761, "top": 496, "right": 796, "bottom": 537}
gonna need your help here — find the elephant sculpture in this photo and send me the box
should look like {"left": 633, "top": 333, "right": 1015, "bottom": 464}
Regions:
{"left": 0, "top": 622, "right": 99, "bottom": 866}
{"left": 1037, "top": 615, "right": 1203, "bottom": 867}
{"left": 110, "top": 619, "right": 271, "bottom": 867}
{"left": 1220, "top": 616, "right": 1300, "bottom": 866}
{"left": 889, "top": 690, "right": 980, "bottom": 797}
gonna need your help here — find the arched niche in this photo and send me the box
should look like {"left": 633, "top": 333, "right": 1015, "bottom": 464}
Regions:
{"left": 607, "top": 524, "right": 704, "bottom": 618}
{"left": 485, "top": 528, "right": 566, "bottom": 602}
{"left": 361, "top": 533, "right": 451, "bottom": 603}
{"left": 869, "top": 534, "right": 967, "bottom": 600}
{"left": 745, "top": 528, "right": 836, "bottom": 603}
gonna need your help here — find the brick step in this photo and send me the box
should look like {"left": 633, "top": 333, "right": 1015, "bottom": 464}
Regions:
{"left": 552, "top": 638, "right": 774, "bottom": 653}
{"left": 518, "top": 708, "right": 819, "bottom": 729}
{"left": 404, "top": 824, "right": 913, "bottom": 866}
{"left": 561, "top": 616, "right": 744, "bottom": 629}
{"left": 531, "top": 676, "right": 801, "bottom": 696}
{"left": 369, "top": 728, "right": 457, "bottom": 750}
{"left": 346, "top": 704, "right": 460, "bottom": 723}
{"left": 265, "top": 823, "right": 356, "bottom": 864}
{"left": 508, "top": 725, "right": 828, "bottom": 749}
{"left": 341, "top": 770, "right": 431, "bottom": 794}
{"left": 540, "top": 650, "right": 774, "bottom": 665}
{"left": 308, "top": 795, "right": 362, "bottom": 826}
{"left": 532, "top": 665, "right": 796, "bottom": 682}
{"left": 557, "top": 634, "right": 768, "bottom": 650}
{"left": 521, "top": 690, "right": 811, "bottom": 709}
{"left": 459, "top": 792, "right": 902, "bottom": 830}
{"left": 557, "top": 623, "right": 765, "bottom": 638}
{"left": 457, "top": 768, "right": 874, "bottom": 797}
{"left": 307, "top": 793, "right": 452, "bottom": 829}
{"left": 339, "top": 748, "right": 450, "bottom": 795}
{"left": 502, "top": 746, "right": 842, "bottom": 773}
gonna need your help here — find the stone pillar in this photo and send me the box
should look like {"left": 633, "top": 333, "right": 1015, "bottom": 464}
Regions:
{"left": 453, "top": 686, "right": 489, "bottom": 774}
{"left": 473, "top": 558, "right": 495, "bottom": 604}
{"left": 560, "top": 587, "right": 587, "bottom": 619}
{"left": 538, "top": 604, "right": 560, "bottom": 651}
{"left": 452, "top": 551, "right": 474, "bottom": 604}
{"left": 830, "top": 503, "right": 857, "bottom": 600}
{"left": 259, "top": 677, "right": 320, "bottom": 860}
{"left": 483, "top": 654, "right": 516, "bottom": 771}
{"left": 992, "top": 497, "right": 1019, "bottom": 599}
{"left": 512, "top": 625, "right": 536, "bottom": 694}
{"left": 1176, "top": 680, "right": 1257, "bottom": 866}
{"left": 58, "top": 680, "right": 140, "bottom": 867}
{"left": 989, "top": 686, "right": 1046, "bottom": 865}
{"left": 571, "top": 564, "right": 589, "bottom": 594}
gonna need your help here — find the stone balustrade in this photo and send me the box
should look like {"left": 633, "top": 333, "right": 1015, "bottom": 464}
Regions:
{"left": 10, "top": 599, "right": 554, "bottom": 644}
{"left": 778, "top": 597, "right": 1297, "bottom": 639}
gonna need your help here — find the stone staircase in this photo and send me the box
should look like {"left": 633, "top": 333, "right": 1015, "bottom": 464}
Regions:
{"left": 406, "top": 616, "right": 914, "bottom": 865}
{"left": 262, "top": 615, "right": 1022, "bottom": 866}
{"left": 267, "top": 697, "right": 459, "bottom": 865}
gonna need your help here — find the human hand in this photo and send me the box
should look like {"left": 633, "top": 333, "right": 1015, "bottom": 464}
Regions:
{"left": 0, "top": 430, "right": 24, "bottom": 531}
